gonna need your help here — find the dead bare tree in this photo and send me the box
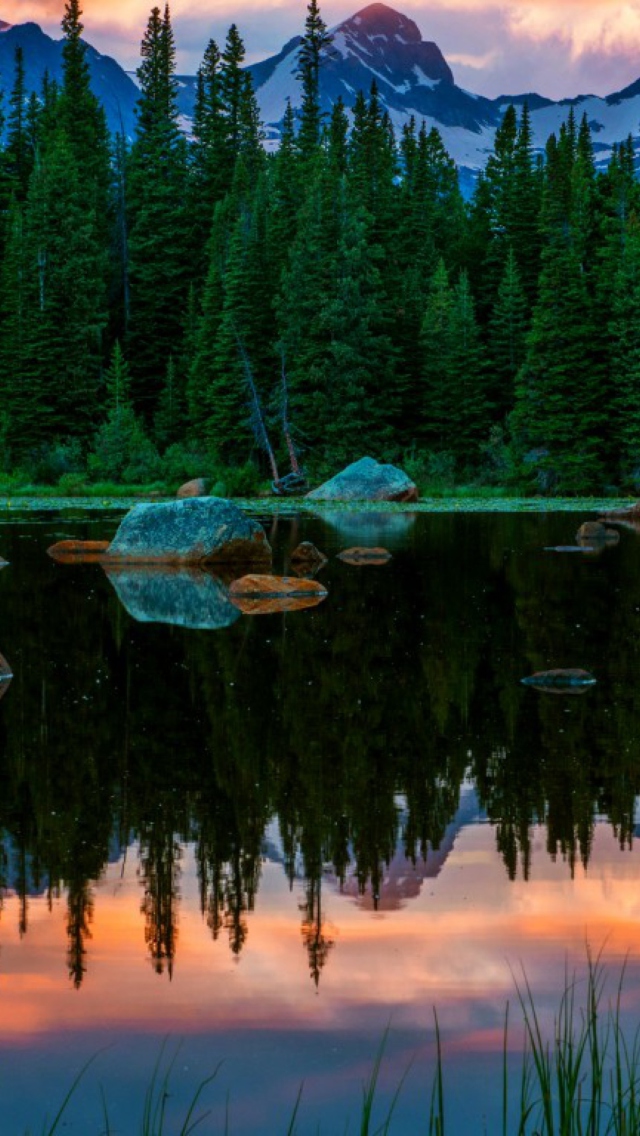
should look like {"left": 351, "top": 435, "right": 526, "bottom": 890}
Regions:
{"left": 234, "top": 330, "right": 281, "bottom": 484}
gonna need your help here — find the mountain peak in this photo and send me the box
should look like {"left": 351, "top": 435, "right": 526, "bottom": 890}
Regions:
{"left": 343, "top": 3, "right": 422, "bottom": 44}
{"left": 0, "top": 20, "right": 11, "bottom": 31}
{"left": 332, "top": 2, "right": 454, "bottom": 87}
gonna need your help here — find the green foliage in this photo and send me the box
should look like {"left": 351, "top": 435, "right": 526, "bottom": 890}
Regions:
{"left": 209, "top": 458, "right": 263, "bottom": 497}
{"left": 0, "top": 0, "right": 635, "bottom": 492}
{"left": 88, "top": 405, "right": 161, "bottom": 483}
{"left": 161, "top": 441, "right": 211, "bottom": 484}
{"left": 402, "top": 447, "right": 457, "bottom": 492}
{"left": 18, "top": 437, "right": 85, "bottom": 485}
{"left": 57, "top": 471, "right": 89, "bottom": 495}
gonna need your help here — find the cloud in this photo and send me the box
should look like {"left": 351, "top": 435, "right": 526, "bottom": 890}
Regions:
{"left": 7, "top": 0, "right": 640, "bottom": 95}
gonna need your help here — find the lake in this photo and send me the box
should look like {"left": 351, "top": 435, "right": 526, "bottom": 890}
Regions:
{"left": 1, "top": 506, "right": 639, "bottom": 1134}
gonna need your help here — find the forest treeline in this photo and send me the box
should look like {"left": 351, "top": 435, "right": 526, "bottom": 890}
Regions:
{"left": 0, "top": 0, "right": 639, "bottom": 493}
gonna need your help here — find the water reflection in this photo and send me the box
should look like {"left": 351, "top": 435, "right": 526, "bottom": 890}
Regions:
{"left": 104, "top": 565, "right": 240, "bottom": 630}
{"left": 0, "top": 511, "right": 634, "bottom": 993}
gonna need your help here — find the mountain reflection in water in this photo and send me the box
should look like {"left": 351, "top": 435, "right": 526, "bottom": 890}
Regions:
{"left": 0, "top": 509, "right": 639, "bottom": 1133}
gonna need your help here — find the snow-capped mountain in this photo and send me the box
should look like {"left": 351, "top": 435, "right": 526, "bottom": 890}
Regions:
{"left": 2, "top": 3, "right": 640, "bottom": 182}
{"left": 0, "top": 19, "right": 139, "bottom": 138}
{"left": 242, "top": 2, "right": 640, "bottom": 174}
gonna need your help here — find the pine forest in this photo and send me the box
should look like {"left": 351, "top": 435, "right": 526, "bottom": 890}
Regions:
{"left": 0, "top": 0, "right": 638, "bottom": 496}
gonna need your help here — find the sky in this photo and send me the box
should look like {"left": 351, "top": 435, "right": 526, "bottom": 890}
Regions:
{"left": 5, "top": 0, "right": 640, "bottom": 98}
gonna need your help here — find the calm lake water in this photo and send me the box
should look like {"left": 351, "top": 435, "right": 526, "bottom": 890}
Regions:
{"left": 1, "top": 507, "right": 640, "bottom": 1134}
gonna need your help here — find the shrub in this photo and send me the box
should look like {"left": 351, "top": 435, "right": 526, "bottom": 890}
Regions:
{"left": 162, "top": 442, "right": 211, "bottom": 486}
{"left": 88, "top": 406, "right": 161, "bottom": 484}
{"left": 58, "top": 471, "right": 88, "bottom": 496}
{"left": 210, "top": 459, "right": 263, "bottom": 498}
{"left": 18, "top": 438, "right": 85, "bottom": 485}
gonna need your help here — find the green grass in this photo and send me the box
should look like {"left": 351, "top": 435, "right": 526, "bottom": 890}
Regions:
{"left": 25, "top": 956, "right": 640, "bottom": 1135}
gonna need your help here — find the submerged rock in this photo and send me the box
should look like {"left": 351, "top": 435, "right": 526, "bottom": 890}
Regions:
{"left": 104, "top": 566, "right": 240, "bottom": 630}
{"left": 229, "top": 574, "right": 327, "bottom": 615}
{"left": 337, "top": 546, "right": 393, "bottom": 565}
{"left": 47, "top": 539, "right": 110, "bottom": 563}
{"left": 105, "top": 498, "right": 271, "bottom": 565}
{"left": 306, "top": 457, "right": 418, "bottom": 503}
{"left": 521, "top": 668, "right": 596, "bottom": 693}
{"left": 290, "top": 542, "right": 327, "bottom": 567}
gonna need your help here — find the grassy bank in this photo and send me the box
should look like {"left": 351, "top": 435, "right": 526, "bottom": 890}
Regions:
{"left": 0, "top": 490, "right": 636, "bottom": 515}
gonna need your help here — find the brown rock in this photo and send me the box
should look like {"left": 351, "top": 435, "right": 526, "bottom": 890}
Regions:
{"left": 229, "top": 574, "right": 327, "bottom": 615}
{"left": 47, "top": 540, "right": 110, "bottom": 563}
{"left": 600, "top": 502, "right": 640, "bottom": 521}
{"left": 576, "top": 521, "right": 607, "bottom": 541}
{"left": 337, "top": 546, "right": 392, "bottom": 565}
{"left": 177, "top": 478, "right": 209, "bottom": 499}
{"left": 574, "top": 522, "right": 620, "bottom": 551}
{"left": 290, "top": 542, "right": 327, "bottom": 566}
{"left": 0, "top": 652, "right": 12, "bottom": 701}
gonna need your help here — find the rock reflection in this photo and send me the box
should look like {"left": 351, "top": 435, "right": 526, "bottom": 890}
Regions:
{"left": 314, "top": 509, "right": 417, "bottom": 549}
{"left": 0, "top": 653, "right": 12, "bottom": 701}
{"left": 104, "top": 565, "right": 240, "bottom": 629}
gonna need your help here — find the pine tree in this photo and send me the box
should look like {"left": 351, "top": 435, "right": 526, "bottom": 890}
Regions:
{"left": 58, "top": 0, "right": 112, "bottom": 206}
{"left": 4, "top": 47, "right": 32, "bottom": 201}
{"left": 318, "top": 199, "right": 397, "bottom": 460}
{"left": 510, "top": 115, "right": 607, "bottom": 492}
{"left": 127, "top": 3, "right": 190, "bottom": 425}
{"left": 609, "top": 214, "right": 640, "bottom": 486}
{"left": 393, "top": 124, "right": 464, "bottom": 438}
{"left": 188, "top": 38, "right": 226, "bottom": 278}
{"left": 104, "top": 339, "right": 132, "bottom": 413}
{"left": 266, "top": 100, "right": 300, "bottom": 285}
{"left": 488, "top": 248, "right": 528, "bottom": 421}
{"left": 296, "top": 0, "right": 333, "bottom": 160}
{"left": 0, "top": 132, "right": 107, "bottom": 458}
{"left": 275, "top": 154, "right": 342, "bottom": 455}
{"left": 219, "top": 25, "right": 246, "bottom": 171}
{"left": 511, "top": 103, "right": 543, "bottom": 306}
{"left": 420, "top": 261, "right": 488, "bottom": 463}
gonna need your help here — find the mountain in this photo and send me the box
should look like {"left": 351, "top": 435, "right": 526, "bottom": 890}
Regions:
{"left": 239, "top": 1, "right": 640, "bottom": 177}
{"left": 0, "top": 20, "right": 139, "bottom": 138}
{"left": 2, "top": 4, "right": 640, "bottom": 182}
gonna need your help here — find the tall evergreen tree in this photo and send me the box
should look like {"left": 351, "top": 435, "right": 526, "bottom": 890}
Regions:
{"left": 420, "top": 261, "right": 488, "bottom": 463}
{"left": 296, "top": 0, "right": 333, "bottom": 160}
{"left": 127, "top": 3, "right": 190, "bottom": 425}
{"left": 488, "top": 248, "right": 528, "bottom": 421}
{"left": 609, "top": 214, "right": 640, "bottom": 485}
{"left": 4, "top": 47, "right": 32, "bottom": 202}
{"left": 0, "top": 133, "right": 107, "bottom": 459}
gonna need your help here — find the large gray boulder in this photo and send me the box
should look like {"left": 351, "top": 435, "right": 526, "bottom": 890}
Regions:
{"left": 306, "top": 457, "right": 418, "bottom": 503}
{"left": 106, "top": 497, "right": 271, "bottom": 565}
{"left": 104, "top": 567, "right": 240, "bottom": 630}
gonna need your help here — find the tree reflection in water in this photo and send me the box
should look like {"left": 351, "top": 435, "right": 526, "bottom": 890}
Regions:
{"left": 0, "top": 510, "right": 637, "bottom": 986}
